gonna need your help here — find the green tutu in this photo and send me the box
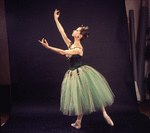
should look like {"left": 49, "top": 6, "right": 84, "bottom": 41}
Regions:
{"left": 60, "top": 64, "right": 114, "bottom": 116}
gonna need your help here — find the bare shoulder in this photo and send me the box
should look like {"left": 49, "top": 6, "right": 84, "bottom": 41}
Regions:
{"left": 73, "top": 47, "right": 83, "bottom": 56}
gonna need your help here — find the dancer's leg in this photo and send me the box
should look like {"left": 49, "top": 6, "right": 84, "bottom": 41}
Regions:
{"left": 71, "top": 114, "right": 83, "bottom": 129}
{"left": 101, "top": 106, "right": 114, "bottom": 126}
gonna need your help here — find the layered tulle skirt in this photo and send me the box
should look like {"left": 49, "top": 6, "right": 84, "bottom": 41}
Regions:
{"left": 60, "top": 65, "right": 114, "bottom": 116}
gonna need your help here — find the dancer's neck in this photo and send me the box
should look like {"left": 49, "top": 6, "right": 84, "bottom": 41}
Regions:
{"left": 73, "top": 38, "right": 82, "bottom": 48}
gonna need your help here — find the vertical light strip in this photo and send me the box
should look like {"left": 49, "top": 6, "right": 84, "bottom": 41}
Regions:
{"left": 125, "top": 0, "right": 141, "bottom": 101}
{"left": 0, "top": 0, "right": 11, "bottom": 85}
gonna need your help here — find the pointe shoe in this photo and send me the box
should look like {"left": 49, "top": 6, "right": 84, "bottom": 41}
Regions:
{"left": 71, "top": 120, "right": 81, "bottom": 129}
{"left": 103, "top": 113, "right": 114, "bottom": 126}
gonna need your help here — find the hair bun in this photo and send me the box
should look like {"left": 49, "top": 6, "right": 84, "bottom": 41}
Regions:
{"left": 81, "top": 25, "right": 89, "bottom": 30}
{"left": 80, "top": 25, "right": 90, "bottom": 41}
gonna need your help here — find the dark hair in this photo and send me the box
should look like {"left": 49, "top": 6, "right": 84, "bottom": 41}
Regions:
{"left": 80, "top": 25, "right": 89, "bottom": 41}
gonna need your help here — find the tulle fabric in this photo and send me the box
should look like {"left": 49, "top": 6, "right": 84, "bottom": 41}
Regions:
{"left": 60, "top": 65, "right": 114, "bottom": 116}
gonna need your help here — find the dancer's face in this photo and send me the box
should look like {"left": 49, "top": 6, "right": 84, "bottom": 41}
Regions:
{"left": 72, "top": 27, "right": 82, "bottom": 39}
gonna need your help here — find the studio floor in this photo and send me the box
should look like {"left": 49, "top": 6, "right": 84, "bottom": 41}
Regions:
{"left": 1, "top": 100, "right": 150, "bottom": 133}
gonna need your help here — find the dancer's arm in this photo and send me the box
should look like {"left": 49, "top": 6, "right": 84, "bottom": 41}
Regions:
{"left": 54, "top": 9, "right": 71, "bottom": 47}
{"left": 38, "top": 38, "right": 81, "bottom": 55}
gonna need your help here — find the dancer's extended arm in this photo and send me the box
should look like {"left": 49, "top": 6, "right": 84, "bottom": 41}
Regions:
{"left": 38, "top": 38, "right": 81, "bottom": 55}
{"left": 54, "top": 9, "right": 71, "bottom": 47}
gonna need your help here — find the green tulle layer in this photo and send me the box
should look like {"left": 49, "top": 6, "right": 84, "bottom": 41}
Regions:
{"left": 60, "top": 65, "right": 114, "bottom": 116}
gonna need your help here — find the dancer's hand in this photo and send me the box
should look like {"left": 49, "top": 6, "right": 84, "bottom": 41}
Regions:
{"left": 54, "top": 9, "right": 60, "bottom": 20}
{"left": 38, "top": 38, "right": 49, "bottom": 48}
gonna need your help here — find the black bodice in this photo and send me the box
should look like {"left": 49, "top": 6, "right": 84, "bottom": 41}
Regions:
{"left": 68, "top": 55, "right": 82, "bottom": 70}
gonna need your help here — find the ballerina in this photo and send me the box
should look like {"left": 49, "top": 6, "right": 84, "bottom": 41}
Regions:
{"left": 39, "top": 9, "right": 114, "bottom": 129}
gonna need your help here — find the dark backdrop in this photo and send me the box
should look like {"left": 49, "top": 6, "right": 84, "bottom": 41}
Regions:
{"left": 5, "top": 0, "right": 137, "bottom": 112}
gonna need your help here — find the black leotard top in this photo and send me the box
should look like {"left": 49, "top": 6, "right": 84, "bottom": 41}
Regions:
{"left": 68, "top": 54, "right": 82, "bottom": 70}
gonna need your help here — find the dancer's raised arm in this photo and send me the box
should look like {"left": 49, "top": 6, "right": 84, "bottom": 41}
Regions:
{"left": 54, "top": 9, "right": 71, "bottom": 47}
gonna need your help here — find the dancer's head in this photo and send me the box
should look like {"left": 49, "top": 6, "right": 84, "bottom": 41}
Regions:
{"left": 72, "top": 25, "right": 89, "bottom": 41}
